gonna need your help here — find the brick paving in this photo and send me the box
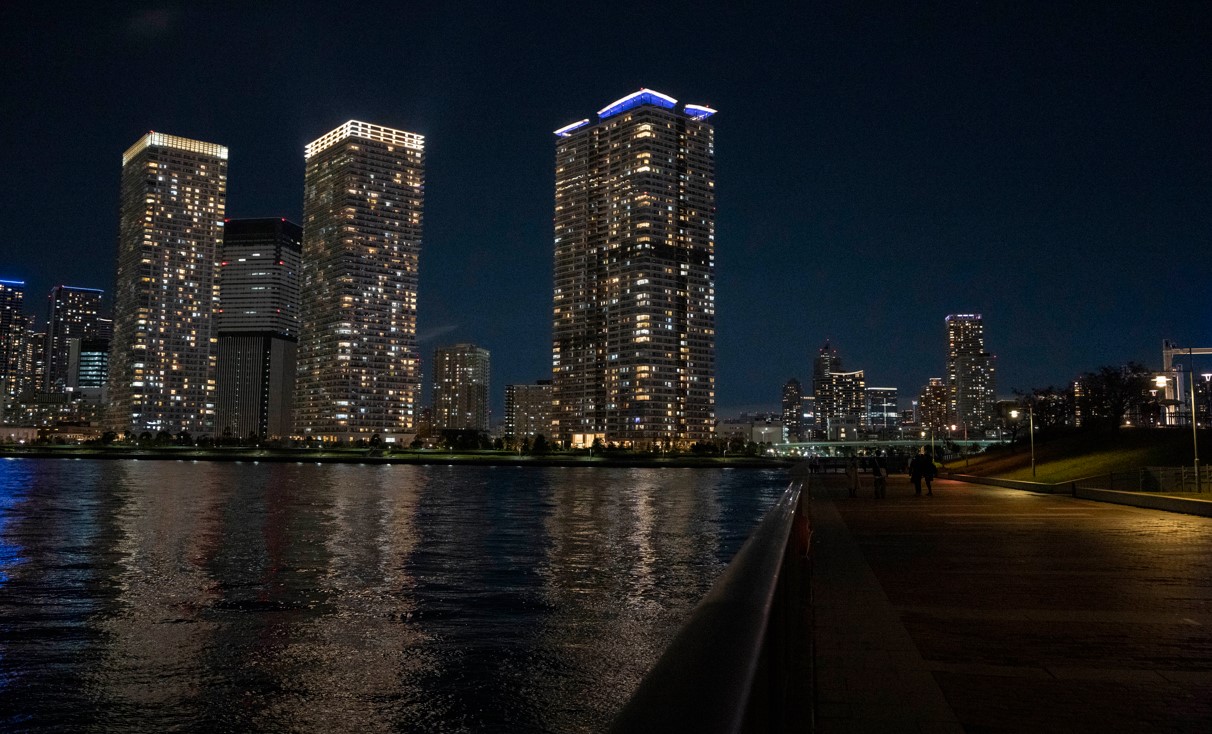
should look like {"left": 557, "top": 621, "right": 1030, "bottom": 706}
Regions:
{"left": 810, "top": 474, "right": 1212, "bottom": 732}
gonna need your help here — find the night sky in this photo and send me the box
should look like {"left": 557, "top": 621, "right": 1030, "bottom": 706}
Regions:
{"left": 2, "top": 1, "right": 1209, "bottom": 418}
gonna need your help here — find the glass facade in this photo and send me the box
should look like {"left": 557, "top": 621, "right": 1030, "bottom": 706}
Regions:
{"left": 215, "top": 219, "right": 302, "bottom": 439}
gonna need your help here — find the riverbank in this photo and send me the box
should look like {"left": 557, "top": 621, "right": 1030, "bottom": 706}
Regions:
{"left": 0, "top": 445, "right": 792, "bottom": 469}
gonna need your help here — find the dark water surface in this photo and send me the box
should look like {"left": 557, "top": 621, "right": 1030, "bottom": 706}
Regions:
{"left": 0, "top": 459, "right": 787, "bottom": 733}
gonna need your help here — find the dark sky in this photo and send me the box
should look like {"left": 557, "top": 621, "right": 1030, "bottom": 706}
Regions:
{"left": 2, "top": 1, "right": 1209, "bottom": 417}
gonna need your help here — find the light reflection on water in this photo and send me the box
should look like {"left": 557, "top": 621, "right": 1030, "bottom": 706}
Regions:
{"left": 0, "top": 460, "right": 786, "bottom": 732}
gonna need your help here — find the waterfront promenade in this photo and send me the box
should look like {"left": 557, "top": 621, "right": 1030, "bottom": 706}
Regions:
{"left": 810, "top": 474, "right": 1212, "bottom": 732}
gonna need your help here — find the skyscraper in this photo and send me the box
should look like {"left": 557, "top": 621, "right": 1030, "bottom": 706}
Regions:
{"left": 865, "top": 386, "right": 899, "bottom": 432}
{"left": 109, "top": 132, "right": 227, "bottom": 436}
{"left": 295, "top": 121, "right": 425, "bottom": 443}
{"left": 945, "top": 313, "right": 997, "bottom": 436}
{"left": 817, "top": 369, "right": 867, "bottom": 437}
{"left": 813, "top": 340, "right": 842, "bottom": 382}
{"left": 782, "top": 378, "right": 804, "bottom": 441}
{"left": 44, "top": 285, "right": 104, "bottom": 394}
{"left": 431, "top": 343, "right": 490, "bottom": 433}
{"left": 0, "top": 279, "right": 27, "bottom": 416}
{"left": 504, "top": 380, "right": 553, "bottom": 441}
{"left": 551, "top": 89, "right": 717, "bottom": 448}
{"left": 918, "top": 377, "right": 949, "bottom": 433}
{"left": 215, "top": 218, "right": 302, "bottom": 439}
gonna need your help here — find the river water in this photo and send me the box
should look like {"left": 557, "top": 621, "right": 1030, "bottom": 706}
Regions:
{"left": 0, "top": 459, "right": 788, "bottom": 733}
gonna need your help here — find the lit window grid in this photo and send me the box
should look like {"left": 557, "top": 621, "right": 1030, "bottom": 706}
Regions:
{"left": 551, "top": 101, "right": 716, "bottom": 446}
{"left": 109, "top": 137, "right": 226, "bottom": 435}
{"left": 295, "top": 129, "right": 424, "bottom": 439}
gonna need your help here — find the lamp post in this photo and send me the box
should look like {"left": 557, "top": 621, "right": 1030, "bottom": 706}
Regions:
{"left": 1010, "top": 407, "right": 1035, "bottom": 477}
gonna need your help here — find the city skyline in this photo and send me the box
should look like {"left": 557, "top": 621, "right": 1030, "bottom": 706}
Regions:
{"left": 2, "top": 3, "right": 1209, "bottom": 418}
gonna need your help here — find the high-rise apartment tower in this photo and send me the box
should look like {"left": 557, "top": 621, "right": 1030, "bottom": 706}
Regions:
{"left": 551, "top": 89, "right": 717, "bottom": 448}
{"left": 44, "top": 285, "right": 104, "bottom": 394}
{"left": 431, "top": 343, "right": 490, "bottom": 433}
{"left": 109, "top": 132, "right": 227, "bottom": 435}
{"left": 945, "top": 314, "right": 997, "bottom": 436}
{"left": 782, "top": 378, "right": 804, "bottom": 441}
{"left": 295, "top": 121, "right": 425, "bottom": 443}
{"left": 504, "top": 380, "right": 553, "bottom": 440}
{"left": 215, "top": 218, "right": 302, "bottom": 439}
{"left": 0, "top": 279, "right": 28, "bottom": 414}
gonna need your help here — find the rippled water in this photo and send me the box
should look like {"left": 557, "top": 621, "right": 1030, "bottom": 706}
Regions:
{"left": 0, "top": 459, "right": 787, "bottom": 733}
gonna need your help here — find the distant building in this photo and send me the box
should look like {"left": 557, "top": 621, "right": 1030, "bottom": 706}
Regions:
{"left": 865, "top": 387, "right": 898, "bottom": 432}
{"left": 720, "top": 413, "right": 783, "bottom": 445}
{"left": 504, "top": 380, "right": 552, "bottom": 440}
{"left": 918, "top": 377, "right": 948, "bottom": 434}
{"left": 23, "top": 330, "right": 46, "bottom": 396}
{"left": 800, "top": 395, "right": 818, "bottom": 436}
{"left": 781, "top": 378, "right": 804, "bottom": 441}
{"left": 551, "top": 89, "right": 717, "bottom": 448}
{"left": 817, "top": 369, "right": 866, "bottom": 437}
{"left": 1, "top": 280, "right": 28, "bottom": 417}
{"left": 295, "top": 120, "right": 425, "bottom": 443}
{"left": 67, "top": 337, "right": 109, "bottom": 404}
{"left": 109, "top": 131, "right": 228, "bottom": 436}
{"left": 813, "top": 340, "right": 842, "bottom": 384}
{"left": 44, "top": 286, "right": 104, "bottom": 394}
{"left": 215, "top": 218, "right": 303, "bottom": 439}
{"left": 945, "top": 314, "right": 997, "bottom": 436}
{"left": 432, "top": 344, "right": 490, "bottom": 433}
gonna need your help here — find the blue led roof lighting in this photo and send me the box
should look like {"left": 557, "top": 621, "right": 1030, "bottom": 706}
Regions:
{"left": 0, "top": 279, "right": 26, "bottom": 286}
{"left": 684, "top": 104, "right": 718, "bottom": 120}
{"left": 597, "top": 89, "right": 678, "bottom": 120}
{"left": 553, "top": 119, "right": 591, "bottom": 137}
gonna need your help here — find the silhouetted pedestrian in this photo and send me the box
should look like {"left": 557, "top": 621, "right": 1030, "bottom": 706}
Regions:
{"left": 909, "top": 448, "right": 936, "bottom": 496}
{"left": 845, "top": 456, "right": 859, "bottom": 498}
{"left": 872, "top": 454, "right": 888, "bottom": 499}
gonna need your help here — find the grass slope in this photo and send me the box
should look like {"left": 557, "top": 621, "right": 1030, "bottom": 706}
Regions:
{"left": 949, "top": 429, "right": 1207, "bottom": 484}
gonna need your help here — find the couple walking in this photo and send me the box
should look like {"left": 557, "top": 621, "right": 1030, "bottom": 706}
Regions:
{"left": 909, "top": 448, "right": 937, "bottom": 496}
{"left": 845, "top": 455, "right": 889, "bottom": 499}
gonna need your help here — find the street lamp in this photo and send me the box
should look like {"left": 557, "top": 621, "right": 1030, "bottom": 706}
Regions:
{"left": 1010, "top": 406, "right": 1035, "bottom": 477}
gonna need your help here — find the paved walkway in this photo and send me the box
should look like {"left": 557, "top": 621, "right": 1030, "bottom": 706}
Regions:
{"left": 810, "top": 475, "right": 1212, "bottom": 732}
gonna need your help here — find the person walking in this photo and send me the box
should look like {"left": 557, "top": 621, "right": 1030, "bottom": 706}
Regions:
{"left": 872, "top": 454, "right": 888, "bottom": 499}
{"left": 845, "top": 456, "right": 859, "bottom": 498}
{"left": 909, "top": 447, "right": 936, "bottom": 496}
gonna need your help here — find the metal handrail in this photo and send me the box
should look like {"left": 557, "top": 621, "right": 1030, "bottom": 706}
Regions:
{"left": 609, "top": 480, "right": 811, "bottom": 733}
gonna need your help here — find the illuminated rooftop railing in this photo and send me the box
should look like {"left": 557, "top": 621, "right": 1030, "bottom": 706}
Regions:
{"left": 597, "top": 88, "right": 678, "bottom": 119}
{"left": 305, "top": 120, "right": 425, "bottom": 159}
{"left": 123, "top": 132, "right": 229, "bottom": 165}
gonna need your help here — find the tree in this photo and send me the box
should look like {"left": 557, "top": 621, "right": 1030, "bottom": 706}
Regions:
{"left": 1076, "top": 363, "right": 1152, "bottom": 431}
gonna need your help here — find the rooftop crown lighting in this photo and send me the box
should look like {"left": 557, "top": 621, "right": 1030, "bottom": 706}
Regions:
{"left": 305, "top": 120, "right": 425, "bottom": 159}
{"left": 122, "top": 132, "right": 228, "bottom": 165}
{"left": 598, "top": 89, "right": 678, "bottom": 119}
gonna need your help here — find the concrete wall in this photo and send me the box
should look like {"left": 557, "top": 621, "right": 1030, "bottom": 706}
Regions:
{"left": 950, "top": 473, "right": 1212, "bottom": 518}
